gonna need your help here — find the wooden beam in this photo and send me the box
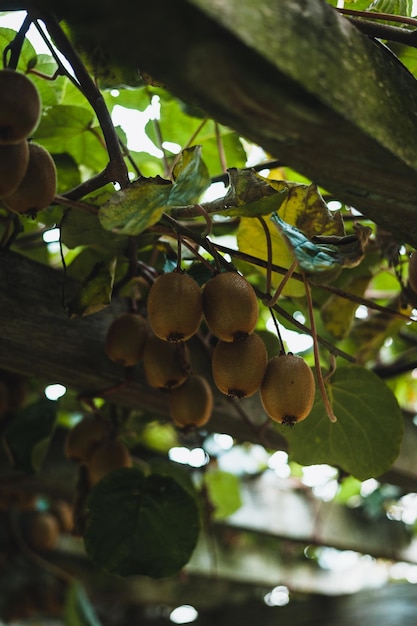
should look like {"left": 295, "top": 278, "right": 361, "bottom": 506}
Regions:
{"left": 35, "top": 0, "right": 417, "bottom": 245}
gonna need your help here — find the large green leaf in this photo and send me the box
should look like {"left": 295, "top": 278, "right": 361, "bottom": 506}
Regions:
{"left": 282, "top": 365, "right": 404, "bottom": 480}
{"left": 5, "top": 398, "right": 57, "bottom": 474}
{"left": 99, "top": 146, "right": 210, "bottom": 235}
{"left": 84, "top": 467, "right": 200, "bottom": 578}
{"left": 34, "top": 104, "right": 95, "bottom": 140}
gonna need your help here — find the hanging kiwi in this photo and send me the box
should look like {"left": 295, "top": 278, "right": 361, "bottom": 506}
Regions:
{"left": 0, "top": 69, "right": 41, "bottom": 144}
{"left": 146, "top": 271, "right": 203, "bottom": 342}
{"left": 202, "top": 271, "right": 258, "bottom": 342}
{"left": 64, "top": 415, "right": 109, "bottom": 463}
{"left": 143, "top": 334, "right": 190, "bottom": 389}
{"left": 260, "top": 353, "right": 316, "bottom": 426}
{"left": 169, "top": 373, "right": 213, "bottom": 428}
{"left": 26, "top": 511, "right": 61, "bottom": 552}
{"left": 87, "top": 438, "right": 132, "bottom": 486}
{"left": 212, "top": 333, "right": 268, "bottom": 398}
{"left": 0, "top": 140, "right": 29, "bottom": 196}
{"left": 105, "top": 312, "right": 149, "bottom": 367}
{"left": 2, "top": 142, "right": 57, "bottom": 214}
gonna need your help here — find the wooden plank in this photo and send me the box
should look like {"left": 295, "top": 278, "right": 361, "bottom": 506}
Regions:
{"left": 36, "top": 0, "right": 417, "bottom": 245}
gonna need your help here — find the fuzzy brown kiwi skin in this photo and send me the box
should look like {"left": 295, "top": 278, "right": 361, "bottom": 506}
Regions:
{"left": 169, "top": 374, "right": 213, "bottom": 428}
{"left": 105, "top": 312, "right": 149, "bottom": 367}
{"left": 64, "top": 415, "right": 109, "bottom": 463}
{"left": 202, "top": 271, "right": 259, "bottom": 342}
{"left": 87, "top": 439, "right": 132, "bottom": 486}
{"left": 212, "top": 333, "right": 268, "bottom": 399}
{"left": 143, "top": 334, "right": 190, "bottom": 389}
{"left": 0, "top": 140, "right": 29, "bottom": 196}
{"left": 0, "top": 70, "right": 41, "bottom": 144}
{"left": 2, "top": 142, "right": 57, "bottom": 214}
{"left": 260, "top": 353, "right": 316, "bottom": 426}
{"left": 147, "top": 271, "right": 203, "bottom": 342}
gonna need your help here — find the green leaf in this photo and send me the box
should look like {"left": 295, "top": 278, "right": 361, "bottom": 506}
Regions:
{"left": 0, "top": 28, "right": 37, "bottom": 72}
{"left": 61, "top": 208, "right": 127, "bottom": 252}
{"left": 67, "top": 257, "right": 116, "bottom": 317}
{"left": 99, "top": 146, "right": 210, "bottom": 235}
{"left": 283, "top": 365, "right": 404, "bottom": 480}
{"left": 99, "top": 175, "right": 171, "bottom": 235}
{"left": 5, "top": 398, "right": 57, "bottom": 474}
{"left": 84, "top": 467, "right": 200, "bottom": 578}
{"left": 204, "top": 469, "right": 242, "bottom": 519}
{"left": 170, "top": 145, "right": 210, "bottom": 205}
{"left": 34, "top": 104, "right": 95, "bottom": 140}
{"left": 367, "top": 0, "right": 412, "bottom": 18}
{"left": 64, "top": 581, "right": 102, "bottom": 626}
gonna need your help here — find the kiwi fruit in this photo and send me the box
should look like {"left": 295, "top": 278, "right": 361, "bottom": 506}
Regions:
{"left": 2, "top": 142, "right": 57, "bottom": 214}
{"left": 260, "top": 353, "right": 316, "bottom": 426}
{"left": 169, "top": 373, "right": 213, "bottom": 428}
{"left": 0, "top": 69, "right": 41, "bottom": 144}
{"left": 202, "top": 271, "right": 258, "bottom": 341}
{"left": 105, "top": 312, "right": 148, "bottom": 366}
{"left": 64, "top": 414, "right": 109, "bottom": 463}
{"left": 212, "top": 333, "right": 268, "bottom": 398}
{"left": 143, "top": 334, "right": 190, "bottom": 389}
{"left": 27, "top": 511, "right": 60, "bottom": 552}
{"left": 147, "top": 271, "right": 203, "bottom": 342}
{"left": 0, "top": 140, "right": 29, "bottom": 196}
{"left": 408, "top": 252, "right": 417, "bottom": 293}
{"left": 87, "top": 439, "right": 132, "bottom": 486}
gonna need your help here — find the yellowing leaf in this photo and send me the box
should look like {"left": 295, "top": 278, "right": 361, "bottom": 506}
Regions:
{"left": 279, "top": 183, "right": 344, "bottom": 239}
{"left": 237, "top": 216, "right": 305, "bottom": 297}
{"left": 321, "top": 274, "right": 372, "bottom": 340}
{"left": 99, "top": 146, "right": 210, "bottom": 235}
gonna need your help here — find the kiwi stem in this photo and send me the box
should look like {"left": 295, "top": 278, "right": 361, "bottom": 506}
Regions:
{"left": 215, "top": 122, "right": 228, "bottom": 173}
{"left": 193, "top": 203, "right": 213, "bottom": 237}
{"left": 53, "top": 194, "right": 99, "bottom": 215}
{"left": 267, "top": 259, "right": 298, "bottom": 307}
{"left": 176, "top": 233, "right": 183, "bottom": 271}
{"left": 269, "top": 307, "right": 286, "bottom": 355}
{"left": 303, "top": 274, "right": 338, "bottom": 423}
{"left": 3, "top": 12, "right": 31, "bottom": 69}
{"left": 168, "top": 116, "right": 210, "bottom": 178}
{"left": 257, "top": 216, "right": 273, "bottom": 294}
{"left": 34, "top": 12, "right": 130, "bottom": 189}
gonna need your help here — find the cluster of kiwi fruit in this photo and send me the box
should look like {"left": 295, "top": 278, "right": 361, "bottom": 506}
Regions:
{"left": 0, "top": 69, "right": 56, "bottom": 214}
{"left": 104, "top": 269, "right": 316, "bottom": 428}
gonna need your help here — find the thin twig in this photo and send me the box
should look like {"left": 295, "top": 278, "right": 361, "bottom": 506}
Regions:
{"left": 34, "top": 11, "right": 130, "bottom": 188}
{"left": 303, "top": 275, "right": 338, "bottom": 423}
